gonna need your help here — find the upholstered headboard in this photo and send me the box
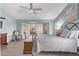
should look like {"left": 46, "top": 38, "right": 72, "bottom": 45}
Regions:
{"left": 65, "top": 22, "right": 79, "bottom": 30}
{"left": 61, "top": 20, "right": 79, "bottom": 37}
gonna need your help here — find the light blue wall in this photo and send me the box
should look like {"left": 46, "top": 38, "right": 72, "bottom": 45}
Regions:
{"left": 77, "top": 3, "right": 79, "bottom": 27}
{"left": 77, "top": 3, "right": 79, "bottom": 19}
{"left": 0, "top": 9, "right": 16, "bottom": 42}
{"left": 16, "top": 20, "right": 54, "bottom": 35}
{"left": 49, "top": 21, "right": 54, "bottom": 35}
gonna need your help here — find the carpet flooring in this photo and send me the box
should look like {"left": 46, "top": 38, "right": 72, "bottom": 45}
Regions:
{"left": 1, "top": 40, "right": 79, "bottom": 56}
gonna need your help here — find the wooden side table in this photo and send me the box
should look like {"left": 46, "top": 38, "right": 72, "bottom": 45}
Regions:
{"left": 23, "top": 39, "right": 32, "bottom": 54}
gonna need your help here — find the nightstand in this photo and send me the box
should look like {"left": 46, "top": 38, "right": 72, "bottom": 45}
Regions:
{"left": 23, "top": 39, "right": 32, "bottom": 54}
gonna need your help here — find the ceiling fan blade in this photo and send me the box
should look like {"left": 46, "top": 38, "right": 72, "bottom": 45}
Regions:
{"left": 19, "top": 6, "right": 30, "bottom": 10}
{"left": 33, "top": 10, "right": 37, "bottom": 14}
{"left": 0, "top": 17, "right": 6, "bottom": 19}
{"left": 30, "top": 3, "right": 33, "bottom": 9}
{"left": 33, "top": 8, "right": 42, "bottom": 10}
{"left": 19, "top": 6, "right": 27, "bottom": 8}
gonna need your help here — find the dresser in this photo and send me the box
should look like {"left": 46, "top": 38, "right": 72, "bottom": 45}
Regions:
{"left": 23, "top": 39, "right": 32, "bottom": 54}
{"left": 0, "top": 33, "right": 8, "bottom": 45}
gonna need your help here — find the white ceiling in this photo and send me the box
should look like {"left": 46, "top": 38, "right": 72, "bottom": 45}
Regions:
{"left": 1, "top": 3, "right": 67, "bottom": 20}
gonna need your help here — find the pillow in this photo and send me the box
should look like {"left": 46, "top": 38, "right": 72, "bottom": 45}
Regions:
{"left": 69, "top": 31, "right": 76, "bottom": 38}
{"left": 78, "top": 35, "right": 79, "bottom": 38}
{"left": 66, "top": 31, "right": 71, "bottom": 38}
{"left": 73, "top": 30, "right": 79, "bottom": 39}
{"left": 66, "top": 30, "right": 77, "bottom": 39}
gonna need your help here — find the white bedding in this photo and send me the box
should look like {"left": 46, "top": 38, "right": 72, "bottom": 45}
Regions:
{"left": 78, "top": 39, "right": 79, "bottom": 47}
{"left": 32, "top": 35, "right": 77, "bottom": 54}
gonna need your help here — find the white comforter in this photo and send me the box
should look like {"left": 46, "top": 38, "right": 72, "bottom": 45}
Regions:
{"left": 32, "top": 35, "right": 77, "bottom": 54}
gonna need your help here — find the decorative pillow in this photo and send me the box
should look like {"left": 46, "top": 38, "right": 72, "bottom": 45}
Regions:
{"left": 73, "top": 30, "right": 79, "bottom": 39}
{"left": 66, "top": 30, "right": 78, "bottom": 39}
{"left": 69, "top": 31, "right": 76, "bottom": 38}
{"left": 78, "top": 35, "right": 79, "bottom": 38}
{"left": 66, "top": 31, "right": 71, "bottom": 38}
{"left": 77, "top": 30, "right": 79, "bottom": 39}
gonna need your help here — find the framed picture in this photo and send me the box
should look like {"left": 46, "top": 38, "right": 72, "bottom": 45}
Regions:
{"left": 0, "top": 21, "right": 3, "bottom": 29}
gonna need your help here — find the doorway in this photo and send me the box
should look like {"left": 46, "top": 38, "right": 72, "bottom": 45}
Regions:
{"left": 21, "top": 23, "right": 48, "bottom": 39}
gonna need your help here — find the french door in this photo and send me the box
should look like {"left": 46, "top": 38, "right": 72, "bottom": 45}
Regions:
{"left": 21, "top": 23, "right": 48, "bottom": 39}
{"left": 22, "top": 23, "right": 43, "bottom": 39}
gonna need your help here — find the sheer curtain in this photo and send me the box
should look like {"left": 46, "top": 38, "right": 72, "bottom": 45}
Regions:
{"left": 36, "top": 24, "right": 43, "bottom": 36}
{"left": 25, "top": 24, "right": 30, "bottom": 39}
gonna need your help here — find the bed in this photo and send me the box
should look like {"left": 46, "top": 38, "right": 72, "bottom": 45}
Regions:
{"left": 32, "top": 35, "right": 77, "bottom": 55}
{"left": 32, "top": 30, "right": 79, "bottom": 55}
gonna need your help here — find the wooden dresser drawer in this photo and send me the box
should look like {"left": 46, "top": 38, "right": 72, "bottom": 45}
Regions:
{"left": 0, "top": 33, "right": 8, "bottom": 45}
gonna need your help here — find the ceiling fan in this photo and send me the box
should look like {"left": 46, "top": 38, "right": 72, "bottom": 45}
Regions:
{"left": 19, "top": 3, "right": 42, "bottom": 14}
